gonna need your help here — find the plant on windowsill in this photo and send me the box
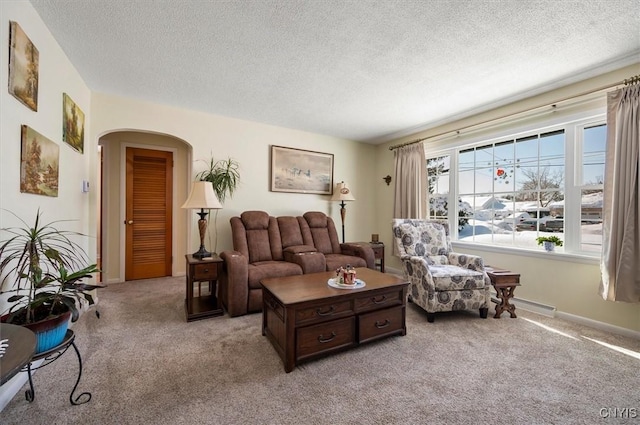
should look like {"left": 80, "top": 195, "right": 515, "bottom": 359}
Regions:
{"left": 536, "top": 235, "right": 563, "bottom": 252}
{"left": 0, "top": 209, "right": 101, "bottom": 353}
{"left": 195, "top": 156, "right": 240, "bottom": 253}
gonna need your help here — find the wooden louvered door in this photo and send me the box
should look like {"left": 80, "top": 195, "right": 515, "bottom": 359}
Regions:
{"left": 125, "top": 147, "right": 173, "bottom": 280}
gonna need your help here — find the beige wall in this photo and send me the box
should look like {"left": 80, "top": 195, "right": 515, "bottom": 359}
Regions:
{"left": 0, "top": 0, "right": 95, "bottom": 409}
{"left": 91, "top": 92, "right": 378, "bottom": 283}
{"left": 376, "top": 63, "right": 640, "bottom": 333}
{"left": 0, "top": 2, "right": 95, "bottom": 280}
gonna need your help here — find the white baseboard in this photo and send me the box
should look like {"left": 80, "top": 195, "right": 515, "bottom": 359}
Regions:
{"left": 0, "top": 373, "right": 27, "bottom": 412}
{"left": 556, "top": 311, "right": 640, "bottom": 340}
{"left": 510, "top": 297, "right": 556, "bottom": 317}
{"left": 0, "top": 359, "right": 43, "bottom": 413}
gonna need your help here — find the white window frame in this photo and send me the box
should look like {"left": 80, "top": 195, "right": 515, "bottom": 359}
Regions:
{"left": 424, "top": 106, "right": 606, "bottom": 262}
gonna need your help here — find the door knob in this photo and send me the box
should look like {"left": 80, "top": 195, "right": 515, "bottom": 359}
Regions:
{"left": 124, "top": 220, "right": 134, "bottom": 224}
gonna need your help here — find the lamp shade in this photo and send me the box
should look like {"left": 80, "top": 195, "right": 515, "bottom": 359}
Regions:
{"left": 181, "top": 181, "right": 222, "bottom": 210}
{"left": 330, "top": 181, "right": 355, "bottom": 201}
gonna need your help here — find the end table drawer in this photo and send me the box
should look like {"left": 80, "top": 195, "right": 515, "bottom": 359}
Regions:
{"left": 193, "top": 263, "right": 218, "bottom": 280}
{"left": 296, "top": 317, "right": 356, "bottom": 359}
{"left": 358, "top": 305, "right": 404, "bottom": 344}
{"left": 354, "top": 289, "right": 402, "bottom": 313}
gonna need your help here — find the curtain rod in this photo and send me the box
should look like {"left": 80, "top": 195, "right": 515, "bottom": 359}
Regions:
{"left": 388, "top": 73, "right": 640, "bottom": 151}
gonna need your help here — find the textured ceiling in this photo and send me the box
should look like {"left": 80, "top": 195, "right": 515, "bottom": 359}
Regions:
{"left": 29, "top": 0, "right": 640, "bottom": 143}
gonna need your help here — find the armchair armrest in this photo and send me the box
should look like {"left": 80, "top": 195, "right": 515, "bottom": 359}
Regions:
{"left": 283, "top": 245, "right": 325, "bottom": 273}
{"left": 447, "top": 252, "right": 486, "bottom": 271}
{"left": 219, "top": 250, "right": 249, "bottom": 317}
{"left": 340, "top": 242, "right": 375, "bottom": 269}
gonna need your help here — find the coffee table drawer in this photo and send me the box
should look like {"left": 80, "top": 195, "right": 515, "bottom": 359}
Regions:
{"left": 358, "top": 305, "right": 404, "bottom": 344}
{"left": 296, "top": 317, "right": 356, "bottom": 359}
{"left": 355, "top": 289, "right": 403, "bottom": 313}
{"left": 296, "top": 300, "right": 352, "bottom": 325}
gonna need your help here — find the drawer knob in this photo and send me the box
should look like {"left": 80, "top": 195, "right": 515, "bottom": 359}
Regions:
{"left": 317, "top": 331, "right": 337, "bottom": 343}
{"left": 316, "top": 306, "right": 335, "bottom": 316}
{"left": 372, "top": 295, "right": 387, "bottom": 304}
{"left": 203, "top": 268, "right": 209, "bottom": 273}
{"left": 375, "top": 319, "right": 391, "bottom": 329}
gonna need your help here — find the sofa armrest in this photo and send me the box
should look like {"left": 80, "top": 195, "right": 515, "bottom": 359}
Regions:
{"left": 219, "top": 250, "right": 249, "bottom": 317}
{"left": 340, "top": 242, "right": 375, "bottom": 269}
{"left": 283, "top": 248, "right": 326, "bottom": 274}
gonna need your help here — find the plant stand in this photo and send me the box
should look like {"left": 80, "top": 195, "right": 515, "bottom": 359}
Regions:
{"left": 23, "top": 329, "right": 91, "bottom": 405}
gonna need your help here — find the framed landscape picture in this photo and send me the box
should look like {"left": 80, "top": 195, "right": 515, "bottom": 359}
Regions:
{"left": 62, "top": 93, "right": 85, "bottom": 153}
{"left": 20, "top": 125, "right": 59, "bottom": 197}
{"left": 270, "top": 145, "right": 334, "bottom": 194}
{"left": 8, "top": 21, "right": 39, "bottom": 111}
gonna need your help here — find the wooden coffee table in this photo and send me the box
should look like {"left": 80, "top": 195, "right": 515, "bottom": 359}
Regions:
{"left": 261, "top": 268, "right": 409, "bottom": 372}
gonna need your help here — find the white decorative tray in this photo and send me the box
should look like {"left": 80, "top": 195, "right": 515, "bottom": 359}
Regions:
{"left": 327, "top": 278, "right": 366, "bottom": 289}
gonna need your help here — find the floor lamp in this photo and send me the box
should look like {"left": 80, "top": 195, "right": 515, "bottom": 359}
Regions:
{"left": 331, "top": 181, "right": 355, "bottom": 243}
{"left": 181, "top": 181, "right": 222, "bottom": 259}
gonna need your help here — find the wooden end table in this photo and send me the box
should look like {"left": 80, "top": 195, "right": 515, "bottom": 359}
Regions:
{"left": 185, "top": 254, "right": 224, "bottom": 321}
{"left": 485, "top": 266, "right": 521, "bottom": 319}
{"left": 369, "top": 242, "right": 385, "bottom": 273}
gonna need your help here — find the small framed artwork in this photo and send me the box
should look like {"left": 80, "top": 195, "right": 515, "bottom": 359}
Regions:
{"left": 270, "top": 145, "right": 334, "bottom": 194}
{"left": 62, "top": 93, "right": 85, "bottom": 153}
{"left": 20, "top": 125, "right": 59, "bottom": 197}
{"left": 8, "top": 21, "right": 39, "bottom": 111}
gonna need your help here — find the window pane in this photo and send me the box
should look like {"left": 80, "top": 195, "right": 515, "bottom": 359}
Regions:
{"left": 494, "top": 141, "right": 515, "bottom": 192}
{"left": 583, "top": 124, "right": 606, "bottom": 185}
{"left": 515, "top": 136, "right": 539, "bottom": 191}
{"left": 428, "top": 155, "right": 450, "bottom": 220}
{"left": 458, "top": 149, "right": 475, "bottom": 195}
{"left": 581, "top": 189, "right": 603, "bottom": 252}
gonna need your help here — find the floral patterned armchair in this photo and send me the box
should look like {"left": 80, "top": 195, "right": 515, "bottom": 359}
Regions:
{"left": 392, "top": 219, "right": 489, "bottom": 322}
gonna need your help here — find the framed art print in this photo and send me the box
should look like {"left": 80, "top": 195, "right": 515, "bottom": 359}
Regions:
{"left": 63, "top": 93, "right": 85, "bottom": 153}
{"left": 270, "top": 146, "right": 334, "bottom": 194}
{"left": 20, "top": 125, "right": 59, "bottom": 197}
{"left": 8, "top": 21, "right": 39, "bottom": 111}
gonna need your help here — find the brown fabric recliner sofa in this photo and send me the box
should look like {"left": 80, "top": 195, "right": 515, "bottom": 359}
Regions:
{"left": 219, "top": 210, "right": 375, "bottom": 317}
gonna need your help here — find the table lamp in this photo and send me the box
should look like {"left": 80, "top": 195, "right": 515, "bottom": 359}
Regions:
{"left": 181, "top": 181, "right": 222, "bottom": 259}
{"left": 330, "top": 181, "right": 355, "bottom": 243}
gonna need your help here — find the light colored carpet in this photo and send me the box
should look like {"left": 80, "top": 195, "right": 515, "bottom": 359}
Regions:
{"left": 2, "top": 276, "right": 638, "bottom": 425}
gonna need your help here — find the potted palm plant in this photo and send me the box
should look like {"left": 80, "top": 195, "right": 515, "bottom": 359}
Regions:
{"left": 536, "top": 235, "right": 563, "bottom": 252}
{"left": 195, "top": 156, "right": 240, "bottom": 252}
{"left": 0, "top": 209, "right": 100, "bottom": 353}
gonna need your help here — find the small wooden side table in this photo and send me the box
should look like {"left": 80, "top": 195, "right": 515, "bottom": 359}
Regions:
{"left": 369, "top": 242, "right": 385, "bottom": 273}
{"left": 485, "top": 266, "right": 521, "bottom": 318}
{"left": 185, "top": 254, "right": 224, "bottom": 322}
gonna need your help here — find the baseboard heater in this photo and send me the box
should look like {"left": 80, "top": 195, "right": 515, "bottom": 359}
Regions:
{"left": 489, "top": 289, "right": 556, "bottom": 317}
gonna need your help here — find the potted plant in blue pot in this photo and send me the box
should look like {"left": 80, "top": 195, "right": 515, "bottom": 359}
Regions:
{"left": 0, "top": 209, "right": 100, "bottom": 353}
{"left": 536, "top": 235, "right": 563, "bottom": 252}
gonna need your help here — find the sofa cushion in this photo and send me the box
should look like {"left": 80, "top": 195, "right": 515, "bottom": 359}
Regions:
{"left": 278, "top": 216, "right": 305, "bottom": 248}
{"left": 240, "top": 211, "right": 285, "bottom": 262}
{"left": 302, "top": 211, "right": 341, "bottom": 254}
{"left": 247, "top": 261, "right": 303, "bottom": 289}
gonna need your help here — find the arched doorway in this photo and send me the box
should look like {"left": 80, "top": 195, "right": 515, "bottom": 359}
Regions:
{"left": 98, "top": 130, "right": 191, "bottom": 283}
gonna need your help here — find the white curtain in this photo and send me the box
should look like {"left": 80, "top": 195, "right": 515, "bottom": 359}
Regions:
{"left": 599, "top": 83, "right": 640, "bottom": 303}
{"left": 393, "top": 142, "right": 427, "bottom": 219}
